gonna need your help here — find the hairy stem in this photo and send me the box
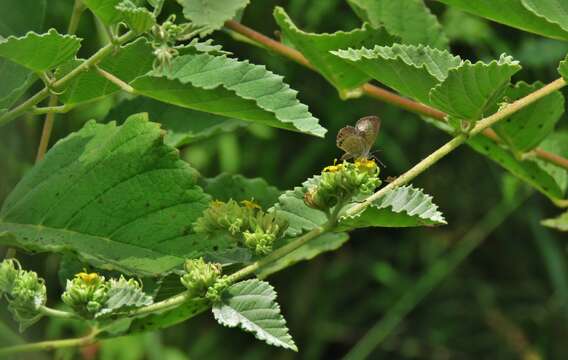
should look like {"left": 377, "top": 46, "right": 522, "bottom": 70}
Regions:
{"left": 224, "top": 20, "right": 568, "bottom": 171}
{"left": 0, "top": 331, "right": 96, "bottom": 356}
{"left": 39, "top": 305, "right": 78, "bottom": 319}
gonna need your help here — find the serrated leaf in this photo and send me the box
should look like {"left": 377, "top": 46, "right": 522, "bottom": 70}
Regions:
{"left": 83, "top": 0, "right": 123, "bottom": 25}
{"left": 332, "top": 44, "right": 462, "bottom": 105}
{"left": 202, "top": 174, "right": 281, "bottom": 209}
{"left": 468, "top": 135, "right": 565, "bottom": 201}
{"left": 57, "top": 38, "right": 154, "bottom": 105}
{"left": 273, "top": 6, "right": 396, "bottom": 97}
{"left": 437, "top": 0, "right": 568, "bottom": 41}
{"left": 97, "top": 278, "right": 153, "bottom": 317}
{"left": 116, "top": 0, "right": 155, "bottom": 33}
{"left": 535, "top": 132, "right": 568, "bottom": 195}
{"left": 338, "top": 185, "right": 446, "bottom": 230}
{"left": 132, "top": 53, "right": 326, "bottom": 137}
{"left": 347, "top": 0, "right": 449, "bottom": 49}
{"left": 521, "top": 0, "right": 568, "bottom": 33}
{"left": 257, "top": 232, "right": 349, "bottom": 279}
{"left": 106, "top": 97, "right": 246, "bottom": 147}
{"left": 212, "top": 279, "right": 297, "bottom": 351}
{"left": 541, "top": 210, "right": 568, "bottom": 231}
{"left": 494, "top": 82, "right": 564, "bottom": 152}
{"left": 0, "top": 113, "right": 236, "bottom": 276}
{"left": 429, "top": 55, "right": 521, "bottom": 121}
{"left": 177, "top": 0, "right": 249, "bottom": 34}
{"left": 0, "top": 29, "right": 82, "bottom": 72}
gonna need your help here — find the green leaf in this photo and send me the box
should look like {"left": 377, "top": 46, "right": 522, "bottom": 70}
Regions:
{"left": 541, "top": 210, "right": 568, "bottom": 231}
{"left": 97, "top": 278, "right": 154, "bottom": 317}
{"left": 535, "top": 132, "right": 568, "bottom": 195}
{"left": 0, "top": 0, "right": 46, "bottom": 37}
{"left": 83, "top": 0, "right": 122, "bottom": 25}
{"left": 521, "top": 0, "right": 568, "bottom": 33}
{"left": 347, "top": 0, "right": 449, "bottom": 49}
{"left": 0, "top": 29, "right": 82, "bottom": 72}
{"left": 467, "top": 135, "right": 565, "bottom": 201}
{"left": 429, "top": 55, "right": 521, "bottom": 121}
{"left": 338, "top": 185, "right": 446, "bottom": 230}
{"left": 493, "top": 82, "right": 565, "bottom": 152}
{"left": 0, "top": 113, "right": 235, "bottom": 276}
{"left": 257, "top": 232, "right": 349, "bottom": 279}
{"left": 132, "top": 53, "right": 326, "bottom": 137}
{"left": 558, "top": 54, "right": 568, "bottom": 81}
{"left": 332, "top": 44, "right": 462, "bottom": 105}
{"left": 116, "top": 0, "right": 155, "bottom": 33}
{"left": 106, "top": 97, "right": 246, "bottom": 147}
{"left": 57, "top": 38, "right": 154, "bottom": 105}
{"left": 437, "top": 0, "right": 568, "bottom": 41}
{"left": 177, "top": 0, "right": 249, "bottom": 34}
{"left": 273, "top": 6, "right": 396, "bottom": 97}
{"left": 127, "top": 298, "right": 208, "bottom": 334}
{"left": 0, "top": 59, "right": 36, "bottom": 110}
{"left": 212, "top": 279, "right": 297, "bottom": 351}
{"left": 202, "top": 174, "right": 281, "bottom": 209}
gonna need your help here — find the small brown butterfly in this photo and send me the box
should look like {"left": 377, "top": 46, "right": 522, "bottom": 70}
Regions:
{"left": 336, "top": 116, "right": 381, "bottom": 161}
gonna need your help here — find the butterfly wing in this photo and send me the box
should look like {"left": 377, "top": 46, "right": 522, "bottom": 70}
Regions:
{"left": 355, "top": 116, "right": 380, "bottom": 156}
{"left": 337, "top": 126, "right": 366, "bottom": 159}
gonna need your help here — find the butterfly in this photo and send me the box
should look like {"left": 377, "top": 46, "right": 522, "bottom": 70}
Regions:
{"left": 336, "top": 116, "right": 381, "bottom": 161}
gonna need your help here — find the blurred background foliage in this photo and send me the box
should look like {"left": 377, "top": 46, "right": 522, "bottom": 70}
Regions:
{"left": 1, "top": 0, "right": 568, "bottom": 359}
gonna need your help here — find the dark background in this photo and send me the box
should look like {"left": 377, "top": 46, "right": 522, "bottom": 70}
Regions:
{"left": 1, "top": 1, "right": 568, "bottom": 359}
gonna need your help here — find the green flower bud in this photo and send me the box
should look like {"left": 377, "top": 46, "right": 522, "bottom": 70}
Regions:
{"left": 194, "top": 200, "right": 248, "bottom": 236}
{"left": 243, "top": 230, "right": 275, "bottom": 255}
{"left": 180, "top": 258, "right": 222, "bottom": 298}
{"left": 304, "top": 159, "right": 381, "bottom": 211}
{"left": 61, "top": 272, "right": 109, "bottom": 318}
{"left": 244, "top": 211, "right": 288, "bottom": 255}
{"left": 7, "top": 270, "right": 46, "bottom": 327}
{"left": 0, "top": 259, "right": 20, "bottom": 295}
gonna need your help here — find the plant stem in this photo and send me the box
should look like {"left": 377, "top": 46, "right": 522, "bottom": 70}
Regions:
{"left": 39, "top": 306, "right": 78, "bottom": 319}
{"left": 125, "top": 292, "right": 191, "bottom": 317}
{"left": 94, "top": 66, "right": 136, "bottom": 94}
{"left": 343, "top": 192, "right": 531, "bottom": 360}
{"left": 224, "top": 20, "right": 568, "bottom": 172}
{"left": 0, "top": 334, "right": 95, "bottom": 356}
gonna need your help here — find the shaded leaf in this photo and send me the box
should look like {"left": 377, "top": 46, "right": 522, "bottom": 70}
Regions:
{"left": 494, "top": 82, "right": 564, "bottom": 152}
{"left": 347, "top": 0, "right": 449, "bottom": 49}
{"left": 212, "top": 279, "right": 297, "bottom": 351}
{"left": 521, "top": 0, "right": 568, "bottom": 33}
{"left": 57, "top": 38, "right": 154, "bottom": 105}
{"left": 338, "top": 185, "right": 446, "bottom": 230}
{"left": 106, "top": 97, "right": 246, "bottom": 147}
{"left": 542, "top": 211, "right": 568, "bottom": 231}
{"left": 177, "top": 0, "right": 249, "bottom": 34}
{"left": 0, "top": 59, "right": 36, "bottom": 110}
{"left": 0, "top": 113, "right": 235, "bottom": 276}
{"left": 332, "top": 44, "right": 461, "bottom": 105}
{"left": 429, "top": 55, "right": 521, "bottom": 121}
{"left": 83, "top": 0, "right": 122, "bottom": 25}
{"left": 535, "top": 132, "right": 568, "bottom": 195}
{"left": 257, "top": 232, "right": 349, "bottom": 279}
{"left": 116, "top": 0, "right": 155, "bottom": 33}
{"left": 202, "top": 174, "right": 281, "bottom": 209}
{"left": 0, "top": 0, "right": 46, "bottom": 37}
{"left": 273, "top": 6, "right": 396, "bottom": 97}
{"left": 437, "top": 0, "right": 568, "bottom": 41}
{"left": 558, "top": 54, "right": 568, "bottom": 81}
{"left": 0, "top": 29, "right": 81, "bottom": 72}
{"left": 127, "top": 298, "right": 208, "bottom": 334}
{"left": 132, "top": 53, "right": 326, "bottom": 137}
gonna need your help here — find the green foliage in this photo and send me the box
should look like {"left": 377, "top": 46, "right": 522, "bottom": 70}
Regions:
{"left": 347, "top": 0, "right": 449, "bottom": 49}
{"left": 334, "top": 45, "right": 521, "bottom": 122}
{"left": 98, "top": 277, "right": 153, "bottom": 317}
{"left": 202, "top": 174, "right": 281, "bottom": 209}
{"left": 134, "top": 53, "right": 326, "bottom": 137}
{"left": 57, "top": 39, "right": 154, "bottom": 104}
{"left": 494, "top": 82, "right": 564, "bottom": 153}
{"left": 0, "top": 60, "right": 35, "bottom": 112}
{"left": 520, "top": 0, "right": 568, "bottom": 33}
{"left": 177, "top": 0, "right": 249, "bottom": 34}
{"left": 542, "top": 210, "right": 568, "bottom": 231}
{"left": 212, "top": 279, "right": 297, "bottom": 351}
{"left": 0, "top": 29, "right": 81, "bottom": 72}
{"left": 338, "top": 185, "right": 447, "bottom": 229}
{"left": 0, "top": 0, "right": 45, "bottom": 37}
{"left": 115, "top": 0, "right": 156, "bottom": 33}
{"left": 0, "top": 114, "right": 224, "bottom": 276}
{"left": 438, "top": 0, "right": 568, "bottom": 40}
{"left": 82, "top": 0, "right": 123, "bottom": 25}
{"left": 274, "top": 6, "right": 396, "bottom": 97}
